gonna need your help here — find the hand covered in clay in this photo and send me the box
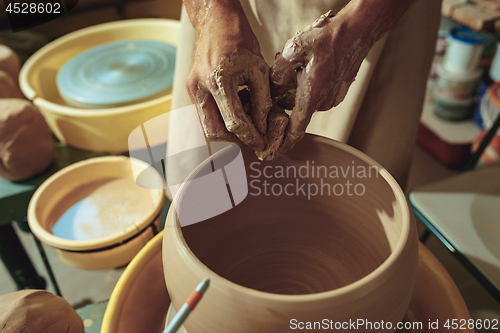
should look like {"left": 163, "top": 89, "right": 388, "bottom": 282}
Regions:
{"left": 0, "top": 290, "right": 84, "bottom": 333}
{"left": 270, "top": 10, "right": 369, "bottom": 154}
{"left": 184, "top": 0, "right": 272, "bottom": 151}
{"left": 271, "top": 0, "right": 415, "bottom": 155}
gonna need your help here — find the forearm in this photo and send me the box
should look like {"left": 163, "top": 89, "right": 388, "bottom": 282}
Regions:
{"left": 332, "top": 0, "right": 416, "bottom": 47}
{"left": 183, "top": 0, "right": 244, "bottom": 30}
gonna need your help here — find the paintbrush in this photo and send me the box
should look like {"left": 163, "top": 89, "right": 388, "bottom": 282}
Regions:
{"left": 163, "top": 278, "right": 210, "bottom": 333}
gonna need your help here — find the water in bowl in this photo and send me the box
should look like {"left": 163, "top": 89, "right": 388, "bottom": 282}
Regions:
{"left": 50, "top": 178, "right": 156, "bottom": 241}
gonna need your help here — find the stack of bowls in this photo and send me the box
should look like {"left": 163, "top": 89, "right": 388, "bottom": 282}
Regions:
{"left": 434, "top": 26, "right": 488, "bottom": 120}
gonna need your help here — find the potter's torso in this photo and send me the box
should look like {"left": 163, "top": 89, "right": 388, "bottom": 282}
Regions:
{"left": 242, "top": 0, "right": 351, "bottom": 64}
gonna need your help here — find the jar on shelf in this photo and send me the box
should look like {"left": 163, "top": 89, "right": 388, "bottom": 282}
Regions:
{"left": 436, "top": 63, "right": 482, "bottom": 99}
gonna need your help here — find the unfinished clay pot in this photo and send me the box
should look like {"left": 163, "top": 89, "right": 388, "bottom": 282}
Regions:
{"left": 163, "top": 134, "right": 418, "bottom": 332}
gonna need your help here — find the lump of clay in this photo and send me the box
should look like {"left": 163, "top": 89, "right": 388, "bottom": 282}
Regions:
{"left": 0, "top": 99, "right": 55, "bottom": 181}
{"left": 0, "top": 44, "right": 21, "bottom": 85}
{"left": 0, "top": 289, "right": 85, "bottom": 333}
{"left": 0, "top": 70, "right": 18, "bottom": 99}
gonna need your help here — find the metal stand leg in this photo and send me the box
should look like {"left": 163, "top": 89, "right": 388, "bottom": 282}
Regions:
{"left": 33, "top": 237, "right": 62, "bottom": 297}
{"left": 0, "top": 224, "right": 46, "bottom": 290}
{"left": 17, "top": 217, "right": 63, "bottom": 297}
{"left": 419, "top": 228, "right": 432, "bottom": 244}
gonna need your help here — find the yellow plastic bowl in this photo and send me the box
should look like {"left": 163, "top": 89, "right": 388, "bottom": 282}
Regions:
{"left": 27, "top": 156, "right": 165, "bottom": 270}
{"left": 102, "top": 231, "right": 170, "bottom": 333}
{"left": 19, "top": 19, "right": 180, "bottom": 153}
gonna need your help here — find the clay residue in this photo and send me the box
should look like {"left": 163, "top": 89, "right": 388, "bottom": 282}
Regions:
{"left": 280, "top": 10, "right": 335, "bottom": 62}
{"left": 51, "top": 178, "right": 156, "bottom": 240}
{"left": 0, "top": 45, "right": 20, "bottom": 84}
{"left": 308, "top": 10, "right": 335, "bottom": 30}
{"left": 209, "top": 49, "right": 271, "bottom": 140}
{"left": 0, "top": 71, "right": 16, "bottom": 98}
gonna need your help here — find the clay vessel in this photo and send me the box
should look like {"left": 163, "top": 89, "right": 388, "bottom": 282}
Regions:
{"left": 163, "top": 134, "right": 418, "bottom": 332}
{"left": 28, "top": 156, "right": 165, "bottom": 270}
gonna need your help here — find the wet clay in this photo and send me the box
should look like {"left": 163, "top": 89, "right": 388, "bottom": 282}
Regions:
{"left": 211, "top": 50, "right": 271, "bottom": 130}
{"left": 0, "top": 45, "right": 21, "bottom": 84}
{"left": 280, "top": 10, "right": 334, "bottom": 62}
{"left": 0, "top": 289, "right": 84, "bottom": 333}
{"left": 199, "top": 49, "right": 271, "bottom": 149}
{"left": 256, "top": 106, "right": 289, "bottom": 161}
{"left": 50, "top": 178, "right": 157, "bottom": 240}
{"left": 0, "top": 99, "right": 55, "bottom": 181}
{"left": 0, "top": 70, "right": 17, "bottom": 99}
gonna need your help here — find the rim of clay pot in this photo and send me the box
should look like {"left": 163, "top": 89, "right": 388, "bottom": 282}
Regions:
{"left": 168, "top": 134, "right": 411, "bottom": 301}
{"left": 28, "top": 156, "right": 165, "bottom": 251}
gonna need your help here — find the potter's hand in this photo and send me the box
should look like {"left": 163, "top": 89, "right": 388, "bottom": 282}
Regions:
{"left": 270, "top": 10, "right": 369, "bottom": 154}
{"left": 270, "top": 0, "right": 415, "bottom": 155}
{"left": 184, "top": 0, "right": 272, "bottom": 151}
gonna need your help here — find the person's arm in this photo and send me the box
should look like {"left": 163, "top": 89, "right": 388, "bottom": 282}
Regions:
{"left": 270, "top": 0, "right": 416, "bottom": 155}
{"left": 183, "top": 0, "right": 272, "bottom": 151}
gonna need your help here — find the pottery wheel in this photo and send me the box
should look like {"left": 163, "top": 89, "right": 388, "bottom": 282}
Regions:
{"left": 57, "top": 40, "right": 176, "bottom": 108}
